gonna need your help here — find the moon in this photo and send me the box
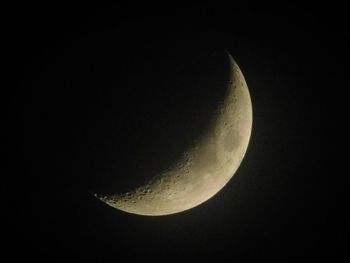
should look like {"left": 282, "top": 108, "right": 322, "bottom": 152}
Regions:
{"left": 96, "top": 52, "right": 252, "bottom": 216}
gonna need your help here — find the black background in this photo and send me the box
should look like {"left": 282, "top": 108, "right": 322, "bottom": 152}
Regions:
{"left": 5, "top": 3, "right": 348, "bottom": 260}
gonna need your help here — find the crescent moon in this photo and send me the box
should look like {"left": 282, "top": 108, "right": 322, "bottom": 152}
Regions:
{"left": 96, "top": 53, "right": 252, "bottom": 216}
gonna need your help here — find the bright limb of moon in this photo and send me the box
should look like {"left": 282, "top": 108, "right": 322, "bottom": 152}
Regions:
{"left": 96, "top": 53, "right": 252, "bottom": 216}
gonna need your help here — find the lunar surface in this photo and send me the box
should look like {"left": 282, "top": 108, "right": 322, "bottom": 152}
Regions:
{"left": 96, "top": 53, "right": 252, "bottom": 216}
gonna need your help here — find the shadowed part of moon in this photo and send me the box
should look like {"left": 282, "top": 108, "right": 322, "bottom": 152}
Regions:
{"left": 96, "top": 52, "right": 252, "bottom": 216}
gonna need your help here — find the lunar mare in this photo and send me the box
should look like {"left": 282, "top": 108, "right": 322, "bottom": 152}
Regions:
{"left": 96, "top": 53, "right": 252, "bottom": 216}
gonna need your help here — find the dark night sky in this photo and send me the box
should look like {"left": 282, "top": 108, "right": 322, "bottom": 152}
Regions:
{"left": 5, "top": 3, "right": 348, "bottom": 260}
